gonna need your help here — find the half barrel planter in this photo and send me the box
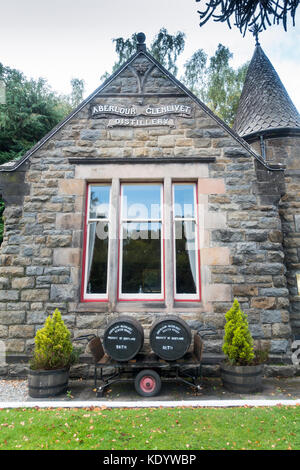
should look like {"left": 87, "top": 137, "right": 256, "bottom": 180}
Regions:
{"left": 220, "top": 363, "right": 263, "bottom": 393}
{"left": 28, "top": 368, "right": 69, "bottom": 398}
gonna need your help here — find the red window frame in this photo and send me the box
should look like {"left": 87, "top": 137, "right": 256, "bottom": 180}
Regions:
{"left": 117, "top": 182, "right": 165, "bottom": 302}
{"left": 172, "top": 182, "right": 201, "bottom": 302}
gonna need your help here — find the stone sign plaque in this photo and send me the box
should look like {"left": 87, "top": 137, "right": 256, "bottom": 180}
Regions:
{"left": 107, "top": 117, "right": 175, "bottom": 128}
{"left": 90, "top": 102, "right": 193, "bottom": 128}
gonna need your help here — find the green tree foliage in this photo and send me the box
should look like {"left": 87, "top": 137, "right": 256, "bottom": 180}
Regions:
{"left": 30, "top": 308, "right": 75, "bottom": 370}
{"left": 182, "top": 49, "right": 208, "bottom": 100}
{"left": 0, "top": 63, "right": 84, "bottom": 165}
{"left": 222, "top": 299, "right": 255, "bottom": 366}
{"left": 182, "top": 44, "right": 248, "bottom": 126}
{"left": 149, "top": 28, "right": 185, "bottom": 76}
{"left": 106, "top": 28, "right": 186, "bottom": 78}
{"left": 70, "top": 78, "right": 85, "bottom": 108}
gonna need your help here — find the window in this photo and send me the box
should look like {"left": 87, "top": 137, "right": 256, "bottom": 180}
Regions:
{"left": 173, "top": 183, "right": 200, "bottom": 301}
{"left": 118, "top": 183, "right": 164, "bottom": 301}
{"left": 82, "top": 180, "right": 201, "bottom": 303}
{"left": 82, "top": 184, "right": 111, "bottom": 300}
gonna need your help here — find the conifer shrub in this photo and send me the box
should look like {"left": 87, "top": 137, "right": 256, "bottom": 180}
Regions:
{"left": 222, "top": 299, "right": 255, "bottom": 366}
{"left": 30, "top": 308, "right": 78, "bottom": 370}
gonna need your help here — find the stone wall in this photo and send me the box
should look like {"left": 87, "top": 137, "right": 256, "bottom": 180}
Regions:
{"left": 249, "top": 135, "right": 300, "bottom": 337}
{"left": 270, "top": 136, "right": 300, "bottom": 336}
{"left": 0, "top": 52, "right": 294, "bottom": 376}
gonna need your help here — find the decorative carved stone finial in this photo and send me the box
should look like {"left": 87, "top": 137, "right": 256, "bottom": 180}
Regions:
{"left": 136, "top": 32, "right": 146, "bottom": 52}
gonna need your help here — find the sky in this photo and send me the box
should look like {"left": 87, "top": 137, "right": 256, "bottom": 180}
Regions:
{"left": 1, "top": 0, "right": 299, "bottom": 110}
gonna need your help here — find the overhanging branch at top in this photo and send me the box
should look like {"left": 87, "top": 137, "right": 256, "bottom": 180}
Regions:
{"left": 196, "top": 0, "right": 299, "bottom": 35}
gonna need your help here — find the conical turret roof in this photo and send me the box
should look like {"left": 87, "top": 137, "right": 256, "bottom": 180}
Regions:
{"left": 233, "top": 44, "right": 300, "bottom": 138}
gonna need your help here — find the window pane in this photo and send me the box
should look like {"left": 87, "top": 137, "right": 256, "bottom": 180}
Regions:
{"left": 121, "top": 222, "right": 162, "bottom": 294}
{"left": 122, "top": 184, "right": 161, "bottom": 220}
{"left": 174, "top": 184, "right": 195, "bottom": 219}
{"left": 86, "top": 221, "right": 109, "bottom": 294}
{"left": 175, "top": 220, "right": 197, "bottom": 294}
{"left": 89, "top": 186, "right": 110, "bottom": 219}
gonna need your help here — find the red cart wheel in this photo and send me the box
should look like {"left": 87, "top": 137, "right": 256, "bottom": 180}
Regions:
{"left": 134, "top": 369, "right": 161, "bottom": 397}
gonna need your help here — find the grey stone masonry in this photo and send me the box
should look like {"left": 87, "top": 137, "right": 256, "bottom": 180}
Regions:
{"left": 0, "top": 49, "right": 295, "bottom": 376}
{"left": 250, "top": 136, "right": 300, "bottom": 337}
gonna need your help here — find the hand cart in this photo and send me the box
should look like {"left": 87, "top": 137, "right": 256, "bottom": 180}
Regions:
{"left": 75, "top": 326, "right": 216, "bottom": 398}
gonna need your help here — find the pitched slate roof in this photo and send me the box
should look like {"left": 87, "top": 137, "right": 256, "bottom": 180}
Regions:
{"left": 0, "top": 39, "right": 280, "bottom": 173}
{"left": 233, "top": 44, "right": 300, "bottom": 138}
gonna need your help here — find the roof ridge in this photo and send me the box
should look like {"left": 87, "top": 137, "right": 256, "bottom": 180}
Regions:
{"left": 0, "top": 47, "right": 281, "bottom": 173}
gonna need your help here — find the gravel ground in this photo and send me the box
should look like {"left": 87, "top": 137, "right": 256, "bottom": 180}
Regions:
{"left": 0, "top": 377, "right": 299, "bottom": 403}
{"left": 0, "top": 379, "right": 28, "bottom": 401}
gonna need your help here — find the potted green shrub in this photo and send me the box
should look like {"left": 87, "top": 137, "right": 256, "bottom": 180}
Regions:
{"left": 220, "top": 299, "right": 267, "bottom": 393}
{"left": 28, "top": 308, "right": 79, "bottom": 398}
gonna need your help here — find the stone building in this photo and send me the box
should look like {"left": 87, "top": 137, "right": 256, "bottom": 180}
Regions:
{"left": 0, "top": 33, "right": 299, "bottom": 376}
{"left": 233, "top": 39, "right": 300, "bottom": 340}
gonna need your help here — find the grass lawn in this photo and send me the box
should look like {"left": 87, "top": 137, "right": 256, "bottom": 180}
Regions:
{"left": 0, "top": 406, "right": 299, "bottom": 450}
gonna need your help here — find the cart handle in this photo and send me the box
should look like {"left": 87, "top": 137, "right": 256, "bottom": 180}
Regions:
{"left": 73, "top": 334, "right": 97, "bottom": 342}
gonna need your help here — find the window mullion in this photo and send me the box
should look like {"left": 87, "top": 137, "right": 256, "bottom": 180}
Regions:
{"left": 164, "top": 177, "right": 174, "bottom": 308}
{"left": 108, "top": 178, "right": 120, "bottom": 306}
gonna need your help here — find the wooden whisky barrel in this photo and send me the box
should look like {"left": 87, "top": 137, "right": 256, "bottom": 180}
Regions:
{"left": 28, "top": 368, "right": 69, "bottom": 398}
{"left": 103, "top": 316, "right": 144, "bottom": 362}
{"left": 220, "top": 363, "right": 263, "bottom": 393}
{"left": 149, "top": 315, "right": 192, "bottom": 361}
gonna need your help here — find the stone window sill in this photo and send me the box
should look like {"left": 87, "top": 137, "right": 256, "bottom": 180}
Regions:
{"left": 75, "top": 302, "right": 109, "bottom": 312}
{"left": 75, "top": 300, "right": 204, "bottom": 312}
{"left": 173, "top": 301, "right": 203, "bottom": 309}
